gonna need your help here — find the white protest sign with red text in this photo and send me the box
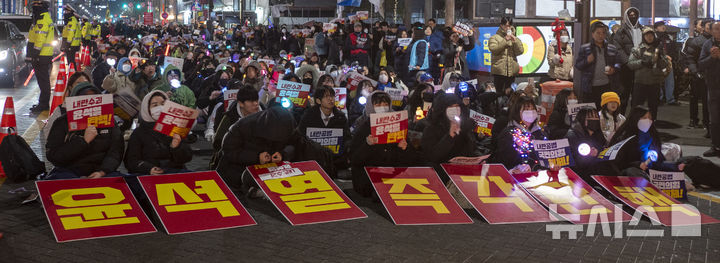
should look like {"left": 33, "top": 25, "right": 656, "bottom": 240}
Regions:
{"left": 334, "top": 88, "right": 347, "bottom": 110}
{"left": 246, "top": 161, "right": 367, "bottom": 225}
{"left": 224, "top": 89, "right": 238, "bottom": 111}
{"left": 366, "top": 167, "right": 473, "bottom": 225}
{"left": 36, "top": 177, "right": 156, "bottom": 242}
{"left": 138, "top": 171, "right": 256, "bottom": 234}
{"left": 275, "top": 80, "right": 311, "bottom": 107}
{"left": 469, "top": 110, "right": 495, "bottom": 136}
{"left": 153, "top": 101, "right": 199, "bottom": 138}
{"left": 370, "top": 111, "right": 408, "bottom": 144}
{"left": 65, "top": 94, "right": 115, "bottom": 131}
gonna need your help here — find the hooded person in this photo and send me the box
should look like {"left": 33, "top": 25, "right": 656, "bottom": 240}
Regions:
{"left": 421, "top": 91, "right": 479, "bottom": 182}
{"left": 295, "top": 64, "right": 321, "bottom": 89}
{"left": 130, "top": 58, "right": 163, "bottom": 96}
{"left": 153, "top": 64, "right": 197, "bottom": 108}
{"left": 217, "top": 106, "right": 301, "bottom": 190}
{"left": 612, "top": 7, "right": 644, "bottom": 113}
{"left": 626, "top": 27, "right": 671, "bottom": 121}
{"left": 565, "top": 107, "right": 615, "bottom": 182}
{"left": 350, "top": 90, "right": 423, "bottom": 197}
{"left": 441, "top": 70, "right": 464, "bottom": 92}
{"left": 102, "top": 57, "right": 138, "bottom": 96}
{"left": 44, "top": 83, "right": 125, "bottom": 180}
{"left": 124, "top": 91, "right": 193, "bottom": 175}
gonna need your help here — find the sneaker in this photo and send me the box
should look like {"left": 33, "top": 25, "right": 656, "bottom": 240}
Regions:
{"left": 703, "top": 147, "right": 720, "bottom": 157}
{"left": 336, "top": 169, "right": 352, "bottom": 182}
{"left": 688, "top": 120, "right": 697, "bottom": 129}
{"left": 29, "top": 104, "right": 48, "bottom": 113}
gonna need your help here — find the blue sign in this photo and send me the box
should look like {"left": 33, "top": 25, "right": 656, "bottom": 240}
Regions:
{"left": 466, "top": 27, "right": 498, "bottom": 72}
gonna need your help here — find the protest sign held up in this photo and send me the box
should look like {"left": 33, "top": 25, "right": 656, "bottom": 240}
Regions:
{"left": 370, "top": 111, "right": 408, "bottom": 144}
{"left": 65, "top": 94, "right": 115, "bottom": 131}
{"left": 153, "top": 101, "right": 199, "bottom": 138}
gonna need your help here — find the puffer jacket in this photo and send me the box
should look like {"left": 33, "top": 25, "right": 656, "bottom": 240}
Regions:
{"left": 152, "top": 64, "right": 197, "bottom": 108}
{"left": 612, "top": 7, "right": 644, "bottom": 59}
{"left": 547, "top": 42, "right": 574, "bottom": 80}
{"left": 627, "top": 31, "right": 671, "bottom": 86}
{"left": 488, "top": 27, "right": 524, "bottom": 77}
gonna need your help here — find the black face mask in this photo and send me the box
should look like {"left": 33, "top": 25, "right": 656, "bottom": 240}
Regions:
{"left": 586, "top": 120, "right": 601, "bottom": 132}
{"left": 218, "top": 79, "right": 229, "bottom": 88}
{"left": 302, "top": 78, "right": 313, "bottom": 85}
{"left": 422, "top": 92, "right": 434, "bottom": 102}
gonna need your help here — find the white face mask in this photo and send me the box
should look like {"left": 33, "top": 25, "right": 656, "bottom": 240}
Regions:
{"left": 150, "top": 106, "right": 164, "bottom": 120}
{"left": 378, "top": 74, "right": 388, "bottom": 83}
{"left": 506, "top": 29, "right": 513, "bottom": 35}
{"left": 375, "top": 105, "right": 389, "bottom": 114}
{"left": 170, "top": 79, "right": 181, "bottom": 88}
{"left": 281, "top": 29, "right": 286, "bottom": 33}
{"left": 121, "top": 64, "right": 132, "bottom": 72}
{"left": 567, "top": 99, "right": 578, "bottom": 105}
{"left": 560, "top": 35, "right": 570, "bottom": 43}
{"left": 637, "top": 118, "right": 652, "bottom": 133}
{"left": 107, "top": 58, "right": 116, "bottom": 66}
{"left": 446, "top": 106, "right": 461, "bottom": 122}
{"left": 521, "top": 110, "right": 538, "bottom": 124}
{"left": 363, "top": 28, "right": 368, "bottom": 34}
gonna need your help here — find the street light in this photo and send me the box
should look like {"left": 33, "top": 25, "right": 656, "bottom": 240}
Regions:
{"left": 136, "top": 4, "right": 142, "bottom": 9}
{"left": 123, "top": 3, "right": 128, "bottom": 9}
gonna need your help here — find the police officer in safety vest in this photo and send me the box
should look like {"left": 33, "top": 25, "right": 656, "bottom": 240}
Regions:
{"left": 61, "top": 5, "right": 79, "bottom": 69}
{"left": 27, "top": 0, "right": 55, "bottom": 113}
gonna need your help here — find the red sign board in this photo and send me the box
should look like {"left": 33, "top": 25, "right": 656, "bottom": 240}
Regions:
{"left": 334, "top": 88, "right": 347, "bottom": 110}
{"left": 65, "top": 94, "right": 115, "bottom": 131}
{"left": 442, "top": 164, "right": 553, "bottom": 224}
{"left": 144, "top": 12, "right": 153, "bottom": 25}
{"left": 469, "top": 110, "right": 495, "bottom": 136}
{"left": 592, "top": 176, "right": 720, "bottom": 226}
{"left": 138, "top": 171, "right": 256, "bottom": 234}
{"left": 36, "top": 177, "right": 156, "bottom": 242}
{"left": 370, "top": 111, "right": 408, "bottom": 144}
{"left": 246, "top": 161, "right": 367, "bottom": 225}
{"left": 153, "top": 101, "right": 199, "bottom": 138}
{"left": 275, "top": 80, "right": 311, "bottom": 107}
{"left": 512, "top": 168, "right": 633, "bottom": 224}
{"left": 365, "top": 167, "right": 472, "bottom": 225}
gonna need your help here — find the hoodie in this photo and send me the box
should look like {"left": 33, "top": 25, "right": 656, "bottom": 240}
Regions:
{"left": 613, "top": 7, "right": 644, "bottom": 58}
{"left": 295, "top": 64, "right": 321, "bottom": 88}
{"left": 101, "top": 57, "right": 138, "bottom": 96}
{"left": 421, "top": 92, "right": 476, "bottom": 168}
{"left": 152, "top": 64, "right": 197, "bottom": 108}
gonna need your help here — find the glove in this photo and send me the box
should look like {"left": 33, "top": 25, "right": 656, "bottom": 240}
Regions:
{"left": 552, "top": 54, "right": 561, "bottom": 64}
{"left": 204, "top": 129, "right": 214, "bottom": 142}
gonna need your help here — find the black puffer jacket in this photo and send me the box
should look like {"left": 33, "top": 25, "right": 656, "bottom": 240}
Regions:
{"left": 124, "top": 121, "right": 193, "bottom": 174}
{"left": 421, "top": 92, "right": 477, "bottom": 165}
{"left": 491, "top": 120, "right": 547, "bottom": 170}
{"left": 612, "top": 7, "right": 644, "bottom": 59}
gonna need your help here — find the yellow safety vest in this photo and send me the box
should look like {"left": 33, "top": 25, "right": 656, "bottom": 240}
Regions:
{"left": 62, "top": 16, "right": 78, "bottom": 45}
{"left": 72, "top": 18, "right": 82, "bottom": 47}
{"left": 28, "top": 12, "right": 55, "bottom": 57}
{"left": 91, "top": 25, "right": 101, "bottom": 38}
{"left": 82, "top": 22, "right": 90, "bottom": 40}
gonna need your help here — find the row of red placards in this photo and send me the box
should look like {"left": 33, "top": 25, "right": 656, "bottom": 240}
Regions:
{"left": 36, "top": 161, "right": 718, "bottom": 242}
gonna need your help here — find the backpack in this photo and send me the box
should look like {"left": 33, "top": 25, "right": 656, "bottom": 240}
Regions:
{"left": 679, "top": 156, "right": 720, "bottom": 188}
{"left": 0, "top": 134, "right": 46, "bottom": 183}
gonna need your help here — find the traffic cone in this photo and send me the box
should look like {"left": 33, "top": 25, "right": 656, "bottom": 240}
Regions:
{"left": 0, "top": 97, "right": 18, "bottom": 179}
{"left": 83, "top": 47, "right": 91, "bottom": 67}
{"left": 67, "top": 65, "right": 75, "bottom": 80}
{"left": 75, "top": 47, "right": 82, "bottom": 70}
{"left": 50, "top": 63, "right": 67, "bottom": 115}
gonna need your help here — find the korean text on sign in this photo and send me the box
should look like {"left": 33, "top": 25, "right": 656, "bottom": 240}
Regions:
{"left": 649, "top": 170, "right": 688, "bottom": 200}
{"left": 334, "top": 88, "right": 347, "bottom": 110}
{"left": 533, "top": 139, "right": 574, "bottom": 168}
{"left": 442, "top": 164, "right": 552, "bottom": 224}
{"left": 153, "top": 101, "right": 199, "bottom": 138}
{"left": 224, "top": 89, "right": 238, "bottom": 111}
{"left": 246, "top": 161, "right": 367, "bottom": 225}
{"left": 306, "top": 128, "right": 344, "bottom": 155}
{"left": 36, "top": 177, "right": 156, "bottom": 242}
{"left": 138, "top": 171, "right": 256, "bottom": 234}
{"left": 469, "top": 110, "right": 495, "bottom": 136}
{"left": 65, "top": 94, "right": 115, "bottom": 131}
{"left": 275, "top": 80, "right": 311, "bottom": 107}
{"left": 370, "top": 111, "right": 408, "bottom": 144}
{"left": 366, "top": 167, "right": 472, "bottom": 225}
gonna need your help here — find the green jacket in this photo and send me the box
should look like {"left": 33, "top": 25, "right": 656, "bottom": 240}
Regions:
{"left": 627, "top": 43, "right": 671, "bottom": 86}
{"left": 152, "top": 64, "right": 197, "bottom": 108}
{"left": 488, "top": 28, "right": 524, "bottom": 77}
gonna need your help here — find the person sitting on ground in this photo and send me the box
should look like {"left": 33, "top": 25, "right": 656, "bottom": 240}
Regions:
{"left": 124, "top": 90, "right": 193, "bottom": 175}
{"left": 44, "top": 83, "right": 125, "bottom": 179}
{"left": 491, "top": 96, "right": 548, "bottom": 173}
{"left": 598, "top": 91, "right": 626, "bottom": 144}
{"left": 545, "top": 88, "right": 577, "bottom": 139}
{"left": 152, "top": 64, "right": 197, "bottom": 108}
{"left": 210, "top": 86, "right": 264, "bottom": 170}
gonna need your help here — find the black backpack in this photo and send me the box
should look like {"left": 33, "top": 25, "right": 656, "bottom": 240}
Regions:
{"left": 0, "top": 134, "right": 45, "bottom": 183}
{"left": 679, "top": 156, "right": 720, "bottom": 188}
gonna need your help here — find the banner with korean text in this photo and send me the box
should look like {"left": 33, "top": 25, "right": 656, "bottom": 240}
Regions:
{"left": 138, "top": 171, "right": 256, "bottom": 234}
{"left": 275, "top": 80, "right": 311, "bottom": 107}
{"left": 469, "top": 110, "right": 494, "bottom": 136}
{"left": 36, "top": 177, "right": 156, "bottom": 242}
{"left": 513, "top": 168, "right": 633, "bottom": 224}
{"left": 592, "top": 176, "right": 720, "bottom": 226}
{"left": 533, "top": 139, "right": 574, "bottom": 168}
{"left": 153, "top": 101, "right": 199, "bottom": 138}
{"left": 65, "top": 94, "right": 114, "bottom": 131}
{"left": 224, "top": 89, "right": 238, "bottom": 111}
{"left": 306, "top": 128, "right": 344, "bottom": 155}
{"left": 442, "top": 164, "right": 552, "bottom": 224}
{"left": 366, "top": 167, "right": 472, "bottom": 225}
{"left": 246, "top": 161, "right": 367, "bottom": 225}
{"left": 370, "top": 111, "right": 408, "bottom": 144}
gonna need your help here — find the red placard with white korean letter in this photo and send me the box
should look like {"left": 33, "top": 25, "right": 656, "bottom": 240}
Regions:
{"left": 138, "top": 171, "right": 256, "bottom": 234}
{"left": 370, "top": 111, "right": 408, "bottom": 144}
{"left": 224, "top": 89, "right": 238, "bottom": 111}
{"left": 512, "top": 168, "right": 632, "bottom": 224}
{"left": 469, "top": 110, "right": 495, "bottom": 136}
{"left": 442, "top": 164, "right": 553, "bottom": 224}
{"left": 246, "top": 161, "right": 367, "bottom": 225}
{"left": 35, "top": 177, "right": 156, "bottom": 242}
{"left": 334, "top": 88, "right": 347, "bottom": 110}
{"left": 275, "top": 80, "right": 311, "bottom": 107}
{"left": 153, "top": 101, "right": 199, "bottom": 138}
{"left": 366, "top": 167, "right": 473, "bottom": 225}
{"left": 65, "top": 94, "right": 115, "bottom": 131}
{"left": 592, "top": 176, "right": 720, "bottom": 226}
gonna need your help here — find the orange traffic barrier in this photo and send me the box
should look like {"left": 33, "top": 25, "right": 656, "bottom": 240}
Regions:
{"left": 0, "top": 97, "right": 18, "bottom": 178}
{"left": 50, "top": 63, "right": 67, "bottom": 115}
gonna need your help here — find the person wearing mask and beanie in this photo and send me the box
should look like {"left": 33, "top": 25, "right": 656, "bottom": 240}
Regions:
{"left": 565, "top": 107, "right": 614, "bottom": 181}
{"left": 130, "top": 59, "right": 163, "bottom": 97}
{"left": 124, "top": 91, "right": 192, "bottom": 175}
{"left": 599, "top": 91, "right": 626, "bottom": 143}
{"left": 102, "top": 57, "right": 137, "bottom": 96}
{"left": 44, "top": 83, "right": 125, "bottom": 179}
{"left": 627, "top": 27, "right": 671, "bottom": 121}
{"left": 152, "top": 64, "right": 197, "bottom": 108}
{"left": 350, "top": 91, "right": 422, "bottom": 197}
{"left": 612, "top": 7, "right": 644, "bottom": 114}
{"left": 489, "top": 17, "right": 524, "bottom": 95}
{"left": 546, "top": 28, "right": 574, "bottom": 82}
